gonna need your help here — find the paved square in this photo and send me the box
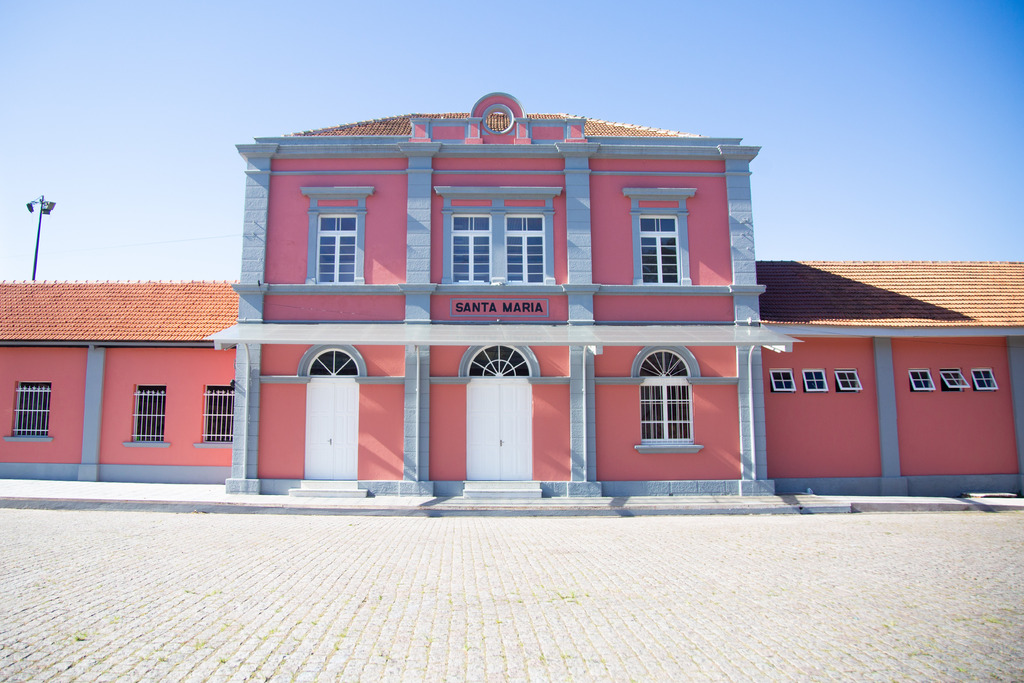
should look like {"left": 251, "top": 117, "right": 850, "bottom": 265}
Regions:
{"left": 1, "top": 510, "right": 1022, "bottom": 681}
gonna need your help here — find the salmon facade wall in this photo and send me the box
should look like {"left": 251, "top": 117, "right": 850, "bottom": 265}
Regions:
{"left": 892, "top": 338, "right": 1018, "bottom": 476}
{"left": 98, "top": 348, "right": 234, "bottom": 468}
{"left": 0, "top": 347, "right": 88, "bottom": 465}
{"left": 763, "top": 338, "right": 882, "bottom": 479}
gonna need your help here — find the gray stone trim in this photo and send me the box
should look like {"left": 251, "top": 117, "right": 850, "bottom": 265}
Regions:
{"left": 430, "top": 377, "right": 471, "bottom": 385}
{"left": 297, "top": 345, "right": 367, "bottom": 377}
{"left": 766, "top": 325, "right": 1024, "bottom": 338}
{"left": 237, "top": 146, "right": 273, "bottom": 290}
{"left": 591, "top": 171, "right": 730, "bottom": 177}
{"left": 404, "top": 346, "right": 430, "bottom": 483}
{"left": 736, "top": 346, "right": 765, "bottom": 481}
{"left": 568, "top": 346, "right": 597, "bottom": 482}
{"left": 724, "top": 158, "right": 758, "bottom": 288}
{"left": 775, "top": 474, "right": 1018, "bottom": 497}
{"left": 264, "top": 284, "right": 406, "bottom": 294}
{"left": 405, "top": 152, "right": 435, "bottom": 291}
{"left": 0, "top": 463, "right": 79, "bottom": 480}
{"left": 434, "top": 284, "right": 562, "bottom": 295}
{"left": 433, "top": 186, "right": 562, "bottom": 201}
{"left": 458, "top": 345, "right": 541, "bottom": 378}
{"left": 527, "top": 377, "right": 570, "bottom": 385}
{"left": 873, "top": 338, "right": 903, "bottom": 480}
{"left": 634, "top": 444, "right": 705, "bottom": 454}
{"left": 600, "top": 479, "right": 774, "bottom": 497}
{"left": 356, "top": 377, "right": 405, "bottom": 385}
{"left": 260, "top": 376, "right": 312, "bottom": 384}
{"left": 99, "top": 464, "right": 230, "bottom": 485}
{"left": 598, "top": 284, "right": 763, "bottom": 296}
{"left": 4, "top": 436, "right": 53, "bottom": 442}
{"left": 595, "top": 377, "right": 643, "bottom": 385}
{"left": 78, "top": 345, "right": 105, "bottom": 481}
{"left": 301, "top": 187, "right": 374, "bottom": 285}
{"left": 1008, "top": 337, "right": 1024, "bottom": 493}
{"left": 623, "top": 188, "right": 696, "bottom": 286}
{"left": 271, "top": 170, "right": 407, "bottom": 176}
{"left": 121, "top": 441, "right": 170, "bottom": 448}
{"left": 561, "top": 151, "right": 594, "bottom": 287}
{"left": 231, "top": 344, "right": 261, "bottom": 483}
{"left": 630, "top": 346, "right": 702, "bottom": 378}
{"left": 193, "top": 442, "right": 233, "bottom": 449}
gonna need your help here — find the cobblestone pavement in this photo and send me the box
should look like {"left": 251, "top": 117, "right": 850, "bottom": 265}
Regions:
{"left": 1, "top": 510, "right": 1022, "bottom": 682}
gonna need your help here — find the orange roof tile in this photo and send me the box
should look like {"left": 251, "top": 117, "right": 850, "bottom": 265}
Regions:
{"left": 291, "top": 113, "right": 700, "bottom": 138}
{"left": 757, "top": 261, "right": 1024, "bottom": 327}
{"left": 0, "top": 281, "right": 238, "bottom": 343}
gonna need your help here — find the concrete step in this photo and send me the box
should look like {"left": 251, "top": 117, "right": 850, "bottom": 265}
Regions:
{"left": 463, "top": 481, "right": 543, "bottom": 499}
{"left": 288, "top": 480, "right": 367, "bottom": 498}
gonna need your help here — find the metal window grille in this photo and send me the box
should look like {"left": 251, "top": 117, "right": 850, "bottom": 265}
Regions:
{"left": 939, "top": 369, "right": 970, "bottom": 391}
{"left": 203, "top": 385, "right": 234, "bottom": 443}
{"left": 640, "top": 383, "right": 692, "bottom": 442}
{"left": 802, "top": 369, "right": 828, "bottom": 392}
{"left": 909, "top": 369, "right": 935, "bottom": 392}
{"left": 971, "top": 368, "right": 998, "bottom": 391}
{"left": 834, "top": 369, "right": 863, "bottom": 392}
{"left": 13, "top": 382, "right": 51, "bottom": 436}
{"left": 469, "top": 346, "right": 530, "bottom": 377}
{"left": 452, "top": 216, "right": 490, "bottom": 283}
{"left": 133, "top": 385, "right": 166, "bottom": 442}
{"left": 639, "top": 217, "right": 679, "bottom": 284}
{"left": 769, "top": 369, "right": 796, "bottom": 392}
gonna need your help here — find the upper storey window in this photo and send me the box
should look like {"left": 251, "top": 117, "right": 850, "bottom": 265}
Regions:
{"left": 623, "top": 188, "right": 697, "bottom": 286}
{"left": 436, "top": 186, "right": 561, "bottom": 285}
{"left": 301, "top": 187, "right": 373, "bottom": 284}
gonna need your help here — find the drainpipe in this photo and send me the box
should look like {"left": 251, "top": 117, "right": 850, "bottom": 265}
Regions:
{"left": 241, "top": 343, "right": 251, "bottom": 481}
{"left": 746, "top": 344, "right": 757, "bottom": 482}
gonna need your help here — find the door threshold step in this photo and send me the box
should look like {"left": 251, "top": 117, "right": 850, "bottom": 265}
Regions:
{"left": 289, "top": 480, "right": 366, "bottom": 498}
{"left": 463, "top": 481, "right": 543, "bottom": 499}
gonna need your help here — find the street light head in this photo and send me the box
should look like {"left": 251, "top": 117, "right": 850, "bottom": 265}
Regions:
{"left": 41, "top": 202, "right": 55, "bottom": 215}
{"left": 27, "top": 202, "right": 34, "bottom": 213}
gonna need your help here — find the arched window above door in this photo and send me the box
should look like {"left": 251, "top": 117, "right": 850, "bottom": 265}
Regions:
{"left": 462, "top": 345, "right": 537, "bottom": 377}
{"left": 299, "top": 345, "right": 367, "bottom": 377}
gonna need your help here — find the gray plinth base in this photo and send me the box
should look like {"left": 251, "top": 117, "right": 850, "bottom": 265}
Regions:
{"left": 226, "top": 478, "right": 262, "bottom": 495}
{"left": 77, "top": 464, "right": 99, "bottom": 482}
{"left": 602, "top": 479, "right": 774, "bottom": 497}
{"left": 738, "top": 479, "right": 776, "bottom": 496}
{"left": 364, "top": 480, "right": 435, "bottom": 497}
{"left": 879, "top": 476, "right": 909, "bottom": 496}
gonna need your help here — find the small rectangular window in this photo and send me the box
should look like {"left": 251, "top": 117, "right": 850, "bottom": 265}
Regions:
{"left": 939, "top": 369, "right": 970, "bottom": 392}
{"left": 317, "top": 216, "right": 357, "bottom": 283}
{"left": 506, "top": 216, "right": 544, "bottom": 284}
{"left": 971, "top": 368, "right": 998, "bottom": 391}
{"left": 452, "top": 215, "right": 491, "bottom": 283}
{"left": 909, "top": 369, "right": 935, "bottom": 392}
{"left": 639, "top": 216, "right": 679, "bottom": 284}
{"left": 769, "top": 369, "right": 796, "bottom": 392}
{"left": 13, "top": 382, "right": 51, "bottom": 437}
{"left": 133, "top": 385, "right": 167, "bottom": 442}
{"left": 203, "top": 385, "right": 234, "bottom": 443}
{"left": 834, "top": 369, "right": 863, "bottom": 392}
{"left": 802, "top": 369, "right": 828, "bottom": 393}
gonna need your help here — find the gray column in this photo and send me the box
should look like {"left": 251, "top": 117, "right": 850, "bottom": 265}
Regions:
{"left": 736, "top": 345, "right": 775, "bottom": 495}
{"left": 1008, "top": 337, "right": 1024, "bottom": 495}
{"left": 557, "top": 143, "right": 598, "bottom": 284}
{"left": 226, "top": 343, "right": 261, "bottom": 494}
{"left": 873, "top": 337, "right": 908, "bottom": 495}
{"left": 403, "top": 345, "right": 431, "bottom": 488}
{"left": 719, "top": 147, "right": 760, "bottom": 287}
{"left": 236, "top": 144, "right": 275, "bottom": 309}
{"left": 567, "top": 345, "right": 602, "bottom": 496}
{"left": 77, "top": 345, "right": 105, "bottom": 482}
{"left": 401, "top": 143, "right": 439, "bottom": 322}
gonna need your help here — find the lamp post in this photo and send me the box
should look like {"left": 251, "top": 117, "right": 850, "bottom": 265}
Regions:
{"left": 26, "top": 195, "right": 56, "bottom": 281}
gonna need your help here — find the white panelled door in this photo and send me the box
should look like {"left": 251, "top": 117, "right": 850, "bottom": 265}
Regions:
{"left": 466, "top": 380, "right": 532, "bottom": 481}
{"left": 305, "top": 379, "right": 359, "bottom": 480}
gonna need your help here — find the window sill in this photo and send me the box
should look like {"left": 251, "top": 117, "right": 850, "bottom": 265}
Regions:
{"left": 634, "top": 443, "right": 704, "bottom": 454}
{"left": 193, "top": 442, "right": 233, "bottom": 449}
{"left": 122, "top": 441, "right": 170, "bottom": 448}
{"left": 4, "top": 436, "right": 54, "bottom": 443}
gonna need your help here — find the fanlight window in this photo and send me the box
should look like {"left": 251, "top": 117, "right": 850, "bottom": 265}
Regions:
{"left": 638, "top": 351, "right": 692, "bottom": 444}
{"left": 309, "top": 350, "right": 358, "bottom": 376}
{"left": 469, "top": 346, "right": 530, "bottom": 377}
{"left": 638, "top": 351, "right": 690, "bottom": 378}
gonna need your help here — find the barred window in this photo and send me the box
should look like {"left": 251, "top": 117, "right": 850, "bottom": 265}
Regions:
{"left": 133, "top": 385, "right": 166, "bottom": 442}
{"left": 13, "top": 382, "right": 51, "bottom": 437}
{"left": 638, "top": 351, "right": 692, "bottom": 444}
{"left": 203, "top": 385, "right": 234, "bottom": 443}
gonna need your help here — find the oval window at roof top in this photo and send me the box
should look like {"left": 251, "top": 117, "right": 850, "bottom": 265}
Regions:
{"left": 483, "top": 105, "right": 514, "bottom": 135}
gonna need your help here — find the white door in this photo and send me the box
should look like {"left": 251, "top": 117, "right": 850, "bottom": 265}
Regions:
{"left": 467, "top": 380, "right": 532, "bottom": 480}
{"left": 305, "top": 379, "right": 359, "bottom": 480}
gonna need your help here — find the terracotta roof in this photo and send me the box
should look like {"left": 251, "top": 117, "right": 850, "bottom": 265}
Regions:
{"left": 291, "top": 113, "right": 700, "bottom": 138}
{"left": 0, "top": 281, "right": 238, "bottom": 343}
{"left": 757, "top": 261, "right": 1024, "bottom": 327}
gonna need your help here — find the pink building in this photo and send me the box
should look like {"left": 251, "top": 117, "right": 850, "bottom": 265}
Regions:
{"left": 2, "top": 93, "right": 1022, "bottom": 497}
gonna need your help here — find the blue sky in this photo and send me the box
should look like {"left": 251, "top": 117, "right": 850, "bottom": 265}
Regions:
{"left": 1, "top": 0, "right": 1022, "bottom": 282}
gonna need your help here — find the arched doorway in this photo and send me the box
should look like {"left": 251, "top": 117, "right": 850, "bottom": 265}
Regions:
{"left": 303, "top": 348, "right": 360, "bottom": 480}
{"left": 464, "top": 346, "right": 533, "bottom": 481}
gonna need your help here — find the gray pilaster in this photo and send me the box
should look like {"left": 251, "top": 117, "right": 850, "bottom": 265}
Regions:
{"left": 720, "top": 146, "right": 760, "bottom": 287}
{"left": 402, "top": 145, "right": 438, "bottom": 321}
{"left": 873, "top": 337, "right": 907, "bottom": 494}
{"left": 226, "top": 343, "right": 262, "bottom": 494}
{"left": 236, "top": 144, "right": 275, "bottom": 287}
{"left": 77, "top": 345, "right": 105, "bottom": 481}
{"left": 568, "top": 345, "right": 598, "bottom": 483}
{"left": 736, "top": 345, "right": 766, "bottom": 481}
{"left": 557, "top": 143, "right": 598, "bottom": 286}
{"left": 403, "top": 345, "right": 430, "bottom": 482}
{"left": 1008, "top": 337, "right": 1024, "bottom": 494}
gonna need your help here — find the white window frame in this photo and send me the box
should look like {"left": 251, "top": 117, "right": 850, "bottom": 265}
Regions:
{"left": 133, "top": 385, "right": 167, "bottom": 442}
{"left": 939, "top": 368, "right": 970, "bottom": 392}
{"left": 301, "top": 186, "right": 372, "bottom": 285}
{"left": 505, "top": 215, "right": 545, "bottom": 284}
{"left": 769, "top": 369, "right": 796, "bottom": 393}
{"left": 638, "top": 216, "right": 681, "bottom": 285}
{"left": 909, "top": 369, "right": 935, "bottom": 392}
{"left": 971, "top": 368, "right": 998, "bottom": 391}
{"left": 202, "top": 385, "right": 234, "bottom": 444}
{"left": 13, "top": 382, "right": 51, "bottom": 437}
{"left": 637, "top": 350, "right": 693, "bottom": 445}
{"left": 624, "top": 188, "right": 696, "bottom": 286}
{"left": 802, "top": 369, "right": 828, "bottom": 393}
{"left": 451, "top": 215, "right": 492, "bottom": 284}
{"left": 315, "top": 215, "right": 358, "bottom": 283}
{"left": 834, "top": 369, "right": 863, "bottom": 392}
